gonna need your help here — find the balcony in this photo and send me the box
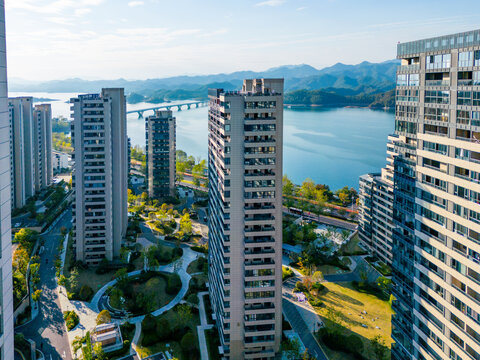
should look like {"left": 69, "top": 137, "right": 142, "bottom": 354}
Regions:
{"left": 397, "top": 64, "right": 420, "bottom": 72}
{"left": 425, "top": 80, "right": 450, "bottom": 86}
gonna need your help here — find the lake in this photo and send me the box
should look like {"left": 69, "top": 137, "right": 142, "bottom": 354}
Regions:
{"left": 10, "top": 92, "right": 394, "bottom": 190}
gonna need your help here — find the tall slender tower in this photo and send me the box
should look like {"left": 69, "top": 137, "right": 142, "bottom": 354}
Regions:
{"left": 208, "top": 79, "right": 284, "bottom": 359}
{"left": 0, "top": 0, "right": 15, "bottom": 357}
{"left": 392, "top": 30, "right": 480, "bottom": 360}
{"left": 9, "top": 97, "right": 35, "bottom": 205}
{"left": 33, "top": 104, "right": 53, "bottom": 191}
{"left": 71, "top": 89, "right": 128, "bottom": 265}
{"left": 145, "top": 110, "right": 176, "bottom": 199}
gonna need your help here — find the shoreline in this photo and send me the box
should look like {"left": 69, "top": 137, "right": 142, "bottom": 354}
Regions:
{"left": 283, "top": 103, "right": 394, "bottom": 110}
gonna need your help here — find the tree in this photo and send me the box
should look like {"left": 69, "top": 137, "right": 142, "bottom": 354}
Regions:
{"left": 115, "top": 268, "right": 130, "bottom": 289}
{"left": 69, "top": 267, "right": 80, "bottom": 294}
{"left": 93, "top": 342, "right": 107, "bottom": 360}
{"left": 32, "top": 289, "right": 42, "bottom": 302}
{"left": 176, "top": 304, "right": 193, "bottom": 327}
{"left": 301, "top": 178, "right": 316, "bottom": 199}
{"left": 377, "top": 276, "right": 393, "bottom": 293}
{"left": 180, "top": 213, "right": 192, "bottom": 234}
{"left": 312, "top": 271, "right": 324, "bottom": 283}
{"left": 283, "top": 337, "right": 302, "bottom": 360}
{"left": 338, "top": 191, "right": 349, "bottom": 205}
{"left": 370, "top": 335, "right": 388, "bottom": 360}
{"left": 283, "top": 175, "right": 295, "bottom": 196}
{"left": 156, "top": 317, "right": 171, "bottom": 340}
{"left": 96, "top": 310, "right": 111, "bottom": 325}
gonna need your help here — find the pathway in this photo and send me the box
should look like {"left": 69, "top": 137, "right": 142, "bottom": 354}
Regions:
{"left": 283, "top": 299, "right": 328, "bottom": 360}
{"left": 196, "top": 292, "right": 213, "bottom": 360}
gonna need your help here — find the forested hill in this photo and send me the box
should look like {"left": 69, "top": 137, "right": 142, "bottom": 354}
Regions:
{"left": 284, "top": 89, "right": 395, "bottom": 109}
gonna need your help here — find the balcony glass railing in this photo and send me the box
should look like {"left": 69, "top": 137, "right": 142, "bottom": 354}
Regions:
{"left": 397, "top": 64, "right": 420, "bottom": 71}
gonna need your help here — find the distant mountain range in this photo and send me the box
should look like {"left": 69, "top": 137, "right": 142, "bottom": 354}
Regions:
{"left": 10, "top": 60, "right": 399, "bottom": 107}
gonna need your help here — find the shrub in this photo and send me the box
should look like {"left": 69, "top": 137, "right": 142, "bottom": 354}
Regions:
{"left": 141, "top": 332, "right": 159, "bottom": 346}
{"left": 156, "top": 318, "right": 171, "bottom": 340}
{"left": 180, "top": 331, "right": 196, "bottom": 352}
{"left": 79, "top": 285, "right": 94, "bottom": 301}
{"left": 63, "top": 310, "right": 79, "bottom": 331}
{"left": 187, "top": 293, "right": 199, "bottom": 305}
{"left": 293, "top": 281, "right": 307, "bottom": 293}
{"left": 166, "top": 275, "right": 182, "bottom": 294}
{"left": 282, "top": 267, "right": 294, "bottom": 281}
{"left": 96, "top": 310, "right": 111, "bottom": 325}
{"left": 311, "top": 283, "right": 326, "bottom": 292}
{"left": 142, "top": 314, "right": 157, "bottom": 332}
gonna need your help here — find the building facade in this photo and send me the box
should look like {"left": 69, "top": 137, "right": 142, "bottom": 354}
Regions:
{"left": 391, "top": 30, "right": 480, "bottom": 360}
{"left": 52, "top": 150, "right": 71, "bottom": 174}
{"left": 145, "top": 110, "right": 176, "bottom": 199}
{"left": 207, "top": 79, "right": 284, "bottom": 359}
{"left": 0, "top": 0, "right": 15, "bottom": 357}
{"left": 358, "top": 135, "right": 398, "bottom": 266}
{"left": 71, "top": 89, "right": 128, "bottom": 265}
{"left": 9, "top": 97, "right": 35, "bottom": 208}
{"left": 33, "top": 104, "right": 53, "bottom": 192}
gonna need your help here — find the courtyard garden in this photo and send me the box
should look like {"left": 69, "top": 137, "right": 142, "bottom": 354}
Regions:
{"left": 108, "top": 270, "right": 182, "bottom": 315}
{"left": 137, "top": 303, "right": 201, "bottom": 360}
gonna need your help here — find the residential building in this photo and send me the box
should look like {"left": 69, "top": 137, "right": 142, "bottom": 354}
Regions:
{"left": 207, "top": 79, "right": 284, "bottom": 359}
{"left": 0, "top": 0, "right": 15, "bottom": 357}
{"left": 145, "top": 110, "right": 176, "bottom": 198}
{"left": 33, "top": 104, "right": 53, "bottom": 191}
{"left": 9, "top": 97, "right": 35, "bottom": 208}
{"left": 52, "top": 150, "right": 71, "bottom": 174}
{"left": 391, "top": 29, "right": 480, "bottom": 360}
{"left": 358, "top": 135, "right": 398, "bottom": 266}
{"left": 71, "top": 89, "right": 128, "bottom": 265}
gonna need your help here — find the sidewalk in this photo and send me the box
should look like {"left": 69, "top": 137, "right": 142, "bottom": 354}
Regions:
{"left": 196, "top": 292, "right": 213, "bottom": 360}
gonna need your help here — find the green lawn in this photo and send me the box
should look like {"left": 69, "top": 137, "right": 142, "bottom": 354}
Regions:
{"left": 314, "top": 282, "right": 393, "bottom": 360}
{"left": 111, "top": 272, "right": 179, "bottom": 315}
{"left": 187, "top": 257, "right": 207, "bottom": 274}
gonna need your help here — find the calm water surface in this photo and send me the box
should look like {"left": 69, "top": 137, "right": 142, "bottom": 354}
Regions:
{"left": 11, "top": 92, "right": 394, "bottom": 189}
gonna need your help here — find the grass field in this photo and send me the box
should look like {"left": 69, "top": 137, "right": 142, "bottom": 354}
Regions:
{"left": 314, "top": 282, "right": 393, "bottom": 360}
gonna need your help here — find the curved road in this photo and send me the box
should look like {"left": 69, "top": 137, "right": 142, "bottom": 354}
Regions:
{"left": 15, "top": 210, "right": 73, "bottom": 360}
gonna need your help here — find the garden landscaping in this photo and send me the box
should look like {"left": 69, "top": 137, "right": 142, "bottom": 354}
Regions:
{"left": 137, "top": 304, "right": 201, "bottom": 360}
{"left": 313, "top": 282, "right": 393, "bottom": 360}
{"left": 109, "top": 270, "right": 182, "bottom": 315}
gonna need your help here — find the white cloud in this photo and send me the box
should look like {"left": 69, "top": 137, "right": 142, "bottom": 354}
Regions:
{"left": 128, "top": 1, "right": 145, "bottom": 7}
{"left": 255, "top": 0, "right": 286, "bottom": 7}
{"left": 75, "top": 8, "right": 92, "bottom": 16}
{"left": 296, "top": 6, "right": 306, "bottom": 11}
{"left": 7, "top": 0, "right": 105, "bottom": 15}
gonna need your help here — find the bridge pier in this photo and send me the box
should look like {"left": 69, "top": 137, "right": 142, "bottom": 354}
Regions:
{"left": 187, "top": 104, "right": 191, "bottom": 110}
{"left": 137, "top": 111, "right": 144, "bottom": 119}
{"left": 177, "top": 105, "right": 182, "bottom": 111}
{"left": 166, "top": 106, "right": 171, "bottom": 111}
{"left": 195, "top": 103, "right": 199, "bottom": 108}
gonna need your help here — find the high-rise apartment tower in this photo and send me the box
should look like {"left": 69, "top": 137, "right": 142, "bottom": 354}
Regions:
{"left": 33, "top": 104, "right": 53, "bottom": 191}
{"left": 358, "top": 135, "right": 398, "bottom": 266}
{"left": 207, "top": 79, "right": 284, "bottom": 359}
{"left": 0, "top": 0, "right": 15, "bottom": 357}
{"left": 71, "top": 89, "right": 128, "bottom": 265}
{"left": 391, "top": 29, "right": 480, "bottom": 360}
{"left": 9, "top": 97, "right": 35, "bottom": 207}
{"left": 145, "top": 110, "right": 176, "bottom": 198}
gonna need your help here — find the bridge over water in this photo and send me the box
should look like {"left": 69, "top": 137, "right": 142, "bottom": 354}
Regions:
{"left": 127, "top": 100, "right": 208, "bottom": 118}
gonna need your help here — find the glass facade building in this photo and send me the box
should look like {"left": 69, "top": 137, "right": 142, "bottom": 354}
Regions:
{"left": 392, "top": 30, "right": 480, "bottom": 360}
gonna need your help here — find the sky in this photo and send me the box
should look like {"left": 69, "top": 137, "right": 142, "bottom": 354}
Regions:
{"left": 6, "top": 0, "right": 480, "bottom": 81}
